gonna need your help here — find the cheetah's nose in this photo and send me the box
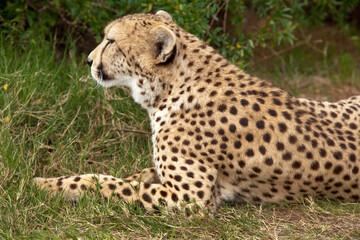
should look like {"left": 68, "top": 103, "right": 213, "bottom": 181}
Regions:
{"left": 86, "top": 57, "right": 93, "bottom": 66}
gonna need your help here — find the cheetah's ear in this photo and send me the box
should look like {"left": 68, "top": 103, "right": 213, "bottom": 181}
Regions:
{"left": 150, "top": 25, "right": 176, "bottom": 64}
{"left": 155, "top": 10, "right": 173, "bottom": 22}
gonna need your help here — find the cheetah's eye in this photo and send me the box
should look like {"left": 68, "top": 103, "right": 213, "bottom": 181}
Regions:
{"left": 107, "top": 39, "right": 115, "bottom": 44}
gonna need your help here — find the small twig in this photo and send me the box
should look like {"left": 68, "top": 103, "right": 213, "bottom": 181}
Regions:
{"left": 252, "top": 39, "right": 323, "bottom": 64}
{"left": 26, "top": 1, "right": 51, "bottom": 13}
{"left": 90, "top": 2, "right": 119, "bottom": 15}
{"left": 205, "top": 0, "right": 229, "bottom": 40}
{"left": 266, "top": 44, "right": 286, "bottom": 73}
{"left": 222, "top": 0, "right": 229, "bottom": 34}
{"left": 61, "top": 106, "right": 81, "bottom": 138}
{"left": 298, "top": 29, "right": 324, "bottom": 54}
{"left": 47, "top": 0, "right": 82, "bottom": 29}
{"left": 46, "top": 0, "right": 92, "bottom": 34}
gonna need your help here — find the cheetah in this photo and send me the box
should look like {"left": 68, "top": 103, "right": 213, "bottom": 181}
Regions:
{"left": 34, "top": 11, "right": 360, "bottom": 213}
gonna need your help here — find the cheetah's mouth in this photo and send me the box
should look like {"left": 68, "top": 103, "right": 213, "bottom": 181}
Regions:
{"left": 96, "top": 64, "right": 112, "bottom": 81}
{"left": 91, "top": 66, "right": 137, "bottom": 89}
{"left": 90, "top": 64, "right": 117, "bottom": 88}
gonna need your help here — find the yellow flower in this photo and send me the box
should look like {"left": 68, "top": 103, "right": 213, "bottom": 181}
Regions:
{"left": 5, "top": 116, "right": 9, "bottom": 123}
{"left": 3, "top": 84, "right": 8, "bottom": 90}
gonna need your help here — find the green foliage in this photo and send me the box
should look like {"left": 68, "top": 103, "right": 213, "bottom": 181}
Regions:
{"left": 1, "top": 0, "right": 359, "bottom": 67}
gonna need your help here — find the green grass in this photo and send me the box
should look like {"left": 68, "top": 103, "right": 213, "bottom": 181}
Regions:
{"left": 1, "top": 30, "right": 360, "bottom": 239}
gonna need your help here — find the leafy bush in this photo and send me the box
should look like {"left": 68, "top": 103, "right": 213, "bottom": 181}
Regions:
{"left": 1, "top": 0, "right": 359, "bottom": 66}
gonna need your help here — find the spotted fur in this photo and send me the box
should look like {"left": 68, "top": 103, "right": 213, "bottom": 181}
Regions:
{"left": 34, "top": 11, "right": 360, "bottom": 213}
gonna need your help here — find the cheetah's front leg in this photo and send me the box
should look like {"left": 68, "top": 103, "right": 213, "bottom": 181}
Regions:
{"left": 34, "top": 167, "right": 219, "bottom": 212}
{"left": 33, "top": 167, "right": 159, "bottom": 201}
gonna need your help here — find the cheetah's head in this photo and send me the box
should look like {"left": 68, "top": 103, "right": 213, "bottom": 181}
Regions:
{"left": 86, "top": 11, "right": 177, "bottom": 89}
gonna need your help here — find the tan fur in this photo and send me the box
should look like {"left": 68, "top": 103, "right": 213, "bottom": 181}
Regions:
{"left": 34, "top": 11, "right": 360, "bottom": 213}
